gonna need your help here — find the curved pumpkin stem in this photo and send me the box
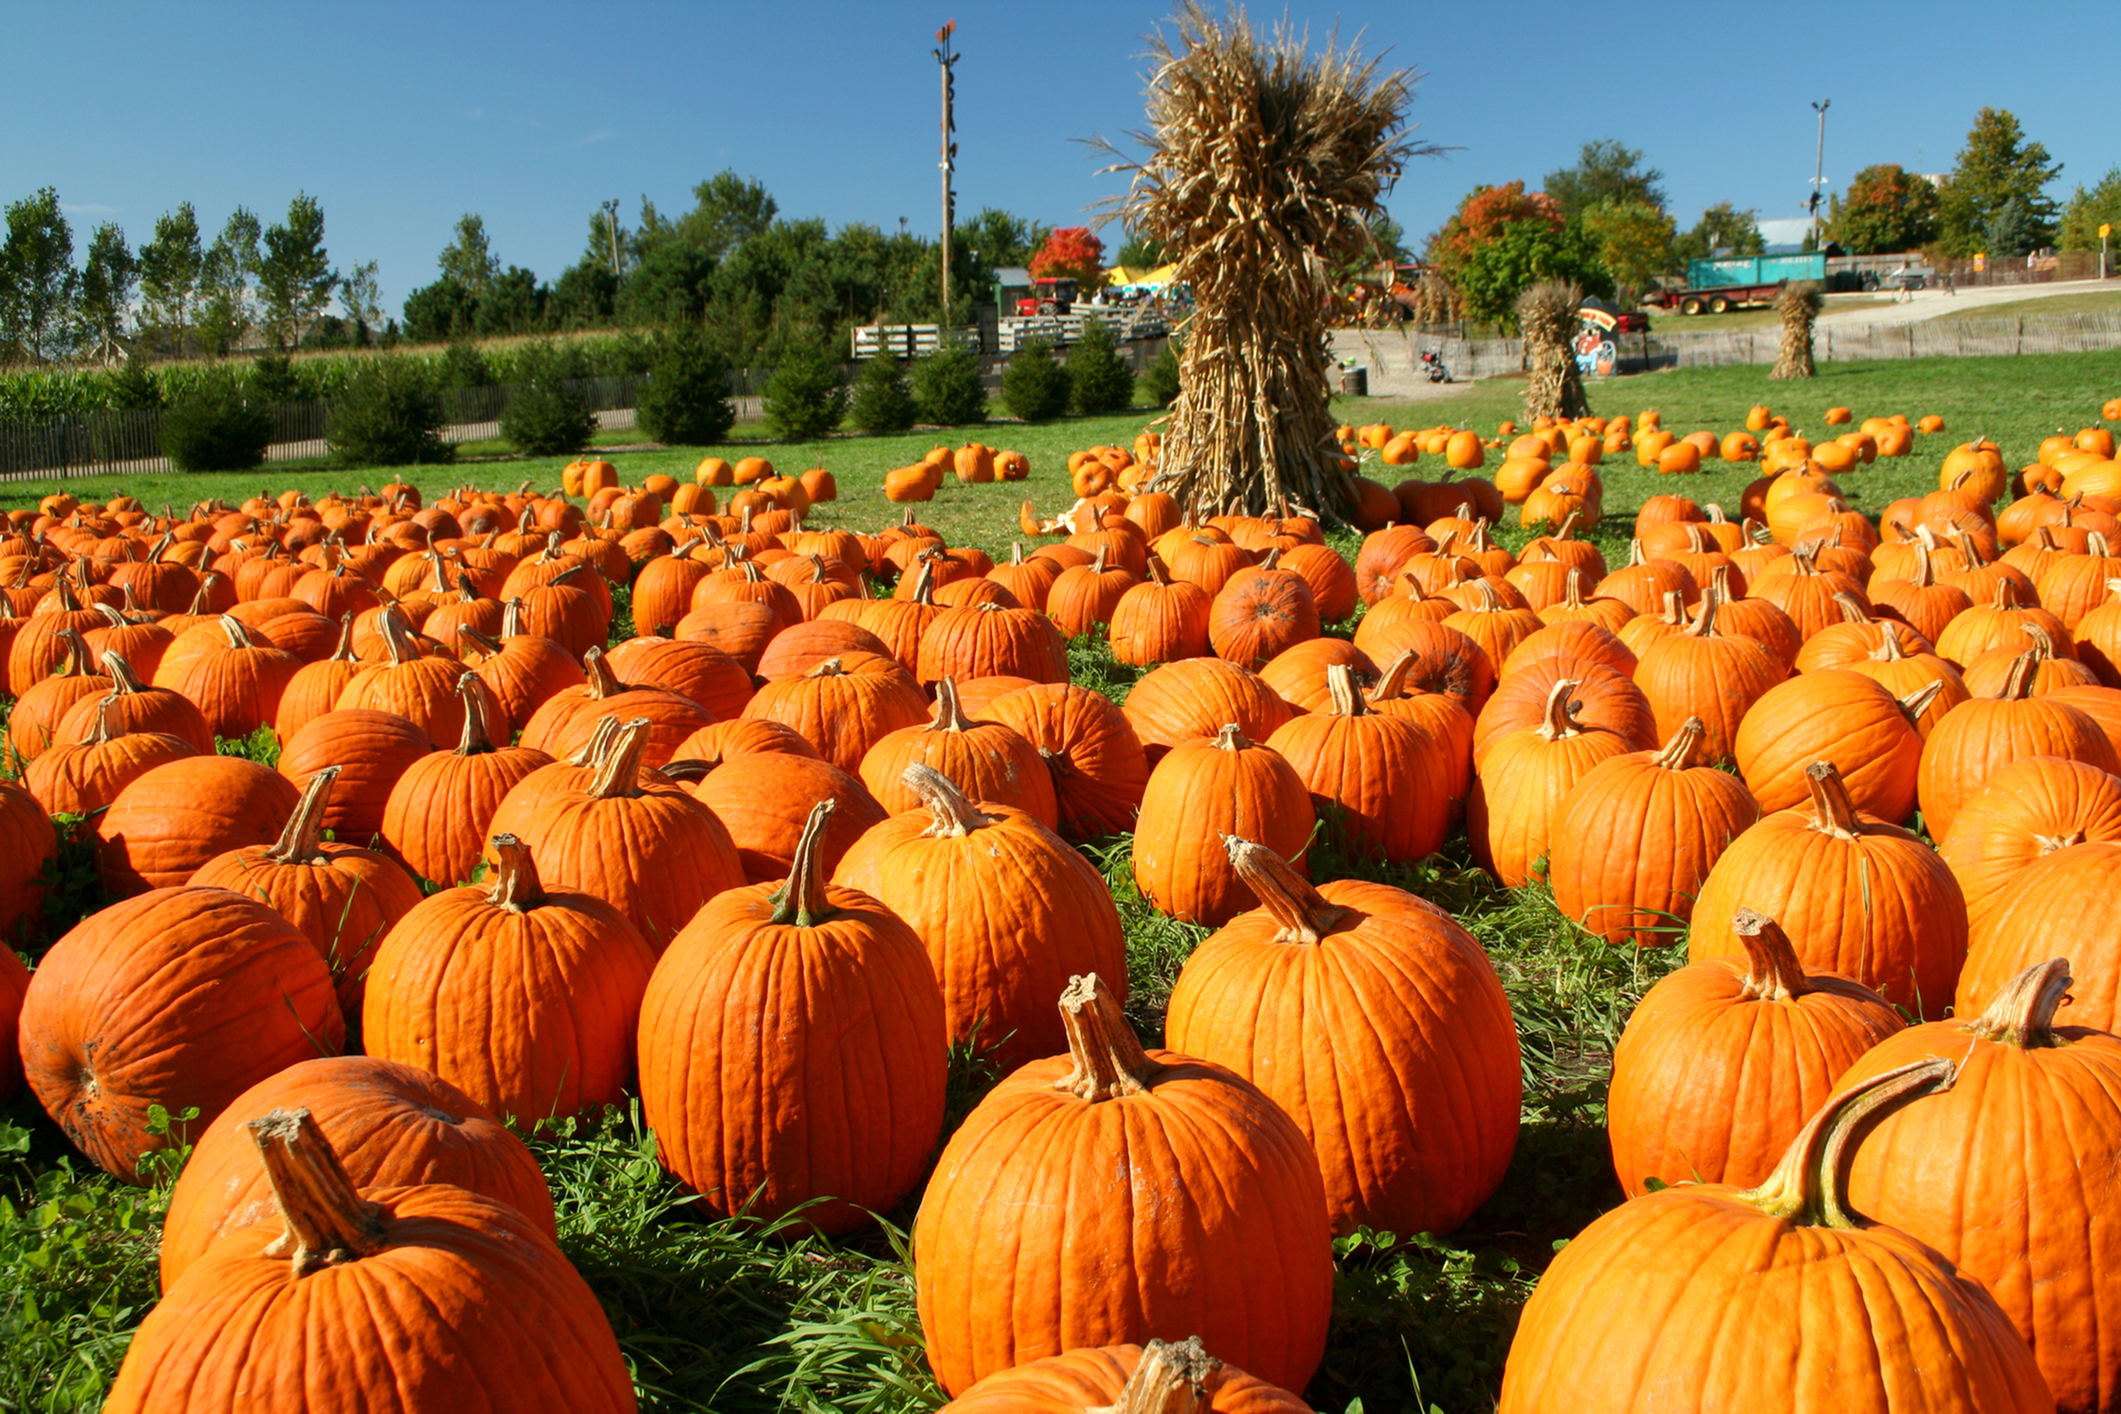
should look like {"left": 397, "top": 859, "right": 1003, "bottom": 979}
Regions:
{"left": 501, "top": 598, "right": 528, "bottom": 638}
{"left": 927, "top": 677, "right": 975, "bottom": 733}
{"left": 1536, "top": 678, "right": 1585, "bottom": 741}
{"left": 84, "top": 692, "right": 120, "bottom": 746}
{"left": 54, "top": 626, "right": 94, "bottom": 678}
{"left": 905, "top": 763, "right": 994, "bottom": 838}
{"left": 586, "top": 718, "right": 653, "bottom": 800}
{"left": 581, "top": 646, "right": 623, "bottom": 699}
{"left": 1869, "top": 628, "right": 1907, "bottom": 663}
{"left": 248, "top": 1107, "right": 387, "bottom": 1276}
{"left": 1651, "top": 717, "right": 1707, "bottom": 770}
{"left": 1052, "top": 972, "right": 1159, "bottom": 1102}
{"left": 1996, "top": 649, "right": 2040, "bottom": 701}
{"left": 1804, "top": 761, "right": 1870, "bottom": 840}
{"left": 769, "top": 798, "right": 838, "bottom": 927}
{"left": 1687, "top": 588, "right": 1725, "bottom": 639}
{"left": 487, "top": 834, "right": 546, "bottom": 911}
{"left": 1731, "top": 907, "right": 1813, "bottom": 1002}
{"left": 1963, "top": 957, "right": 2072, "bottom": 1050}
{"left": 1110, "top": 1338, "right": 1220, "bottom": 1414}
{"left": 1738, "top": 1056, "right": 1955, "bottom": 1229}
{"left": 568, "top": 714, "right": 622, "bottom": 769}
{"left": 375, "top": 606, "right": 419, "bottom": 667}
{"left": 1224, "top": 836, "right": 1345, "bottom": 944}
{"left": 1367, "top": 650, "right": 1419, "bottom": 703}
{"left": 1324, "top": 662, "right": 1369, "bottom": 719}
{"left": 453, "top": 673, "right": 496, "bottom": 756}
{"left": 100, "top": 649, "right": 148, "bottom": 696}
{"left": 1897, "top": 679, "right": 1946, "bottom": 726}
{"left": 2020, "top": 621, "right": 2060, "bottom": 662}
{"left": 323, "top": 612, "right": 355, "bottom": 665}
{"left": 265, "top": 767, "right": 338, "bottom": 865}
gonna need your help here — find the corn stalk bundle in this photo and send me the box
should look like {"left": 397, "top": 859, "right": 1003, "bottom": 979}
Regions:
{"left": 1101, "top": 3, "right": 1428, "bottom": 522}
{"left": 1517, "top": 280, "right": 1589, "bottom": 421}
{"left": 1770, "top": 280, "right": 1824, "bottom": 380}
{"left": 1411, "top": 270, "right": 1461, "bottom": 325}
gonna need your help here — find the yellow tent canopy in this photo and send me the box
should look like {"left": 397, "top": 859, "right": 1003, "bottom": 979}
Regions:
{"left": 1102, "top": 263, "right": 1180, "bottom": 287}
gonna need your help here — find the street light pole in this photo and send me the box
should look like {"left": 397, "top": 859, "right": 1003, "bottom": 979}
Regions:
{"left": 601, "top": 199, "right": 621, "bottom": 277}
{"left": 1809, "top": 100, "right": 1831, "bottom": 247}
{"left": 935, "top": 21, "right": 958, "bottom": 327}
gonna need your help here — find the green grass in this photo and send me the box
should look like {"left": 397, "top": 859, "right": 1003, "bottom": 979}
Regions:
{"left": 1929, "top": 288, "right": 2121, "bottom": 322}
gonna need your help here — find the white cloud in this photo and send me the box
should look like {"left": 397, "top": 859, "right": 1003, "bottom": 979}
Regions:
{"left": 562, "top": 129, "right": 617, "bottom": 151}
{"left": 60, "top": 202, "right": 119, "bottom": 216}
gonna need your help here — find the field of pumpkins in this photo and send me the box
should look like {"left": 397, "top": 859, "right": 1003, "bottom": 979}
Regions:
{"left": 6, "top": 391, "right": 2121, "bottom": 1411}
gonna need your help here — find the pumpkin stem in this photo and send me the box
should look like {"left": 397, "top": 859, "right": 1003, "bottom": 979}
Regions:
{"left": 265, "top": 767, "right": 338, "bottom": 865}
{"left": 54, "top": 626, "right": 94, "bottom": 678}
{"left": 905, "top": 763, "right": 994, "bottom": 838}
{"left": 587, "top": 718, "right": 653, "bottom": 800}
{"left": 1210, "top": 721, "right": 1254, "bottom": 752}
{"left": 99, "top": 649, "right": 147, "bottom": 695}
{"left": 1737, "top": 1056, "right": 1956, "bottom": 1229}
{"left": 2020, "top": 621, "right": 2058, "bottom": 661}
{"left": 85, "top": 692, "right": 119, "bottom": 746}
{"left": 768, "top": 798, "right": 838, "bottom": 927}
{"left": 1896, "top": 679, "right": 1945, "bottom": 725}
{"left": 567, "top": 714, "right": 621, "bottom": 769}
{"left": 1224, "top": 835, "right": 1344, "bottom": 944}
{"left": 1367, "top": 650, "right": 1419, "bottom": 703}
{"left": 1324, "top": 661, "right": 1369, "bottom": 718}
{"left": 1651, "top": 717, "right": 1707, "bottom": 771}
{"left": 1830, "top": 591, "right": 1871, "bottom": 625}
{"left": 1536, "top": 678, "right": 1584, "bottom": 740}
{"left": 1731, "top": 907, "right": 1813, "bottom": 1001}
{"left": 805, "top": 657, "right": 848, "bottom": 680}
{"left": 1963, "top": 957, "right": 2072, "bottom": 1049}
{"left": 1869, "top": 627, "right": 1907, "bottom": 663}
{"left": 457, "top": 626, "right": 500, "bottom": 658}
{"left": 1804, "top": 761, "right": 1869, "bottom": 840}
{"left": 247, "top": 1107, "right": 387, "bottom": 1276}
{"left": 1997, "top": 649, "right": 2040, "bottom": 701}
{"left": 453, "top": 673, "right": 496, "bottom": 756}
{"left": 928, "top": 677, "right": 975, "bottom": 733}
{"left": 1687, "top": 588, "right": 1724, "bottom": 639}
{"left": 581, "top": 646, "right": 623, "bottom": 698}
{"left": 376, "top": 606, "right": 418, "bottom": 667}
{"left": 1052, "top": 972, "right": 1159, "bottom": 1102}
{"left": 1104, "top": 1339, "right": 1220, "bottom": 1414}
{"left": 487, "top": 834, "right": 546, "bottom": 911}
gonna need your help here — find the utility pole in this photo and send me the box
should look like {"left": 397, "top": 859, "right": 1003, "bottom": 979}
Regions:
{"left": 601, "top": 199, "right": 621, "bottom": 277}
{"left": 1808, "top": 100, "right": 1831, "bottom": 247}
{"left": 935, "top": 20, "right": 959, "bottom": 326}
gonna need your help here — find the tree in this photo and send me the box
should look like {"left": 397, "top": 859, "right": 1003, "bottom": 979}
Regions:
{"left": 138, "top": 203, "right": 204, "bottom": 354}
{"left": 550, "top": 258, "right": 619, "bottom": 327}
{"left": 257, "top": 193, "right": 335, "bottom": 349}
{"left": 1982, "top": 197, "right": 2038, "bottom": 260}
{"left": 0, "top": 188, "right": 79, "bottom": 362}
{"left": 339, "top": 259, "right": 382, "bottom": 338}
{"left": 1455, "top": 219, "right": 1612, "bottom": 328}
{"left": 1580, "top": 199, "right": 1674, "bottom": 296}
{"left": 160, "top": 376, "right": 272, "bottom": 471}
{"left": 400, "top": 277, "right": 478, "bottom": 344}
{"left": 635, "top": 328, "right": 736, "bottom": 446}
{"left": 197, "top": 208, "right": 262, "bottom": 356}
{"left": 619, "top": 240, "right": 716, "bottom": 327}
{"left": 1937, "top": 108, "right": 2062, "bottom": 258}
{"left": 437, "top": 214, "right": 499, "bottom": 295}
{"left": 999, "top": 338, "right": 1071, "bottom": 422}
{"left": 760, "top": 340, "right": 847, "bottom": 441}
{"left": 1669, "top": 202, "right": 1765, "bottom": 266}
{"left": 500, "top": 345, "right": 596, "bottom": 456}
{"left": 2060, "top": 168, "right": 2121, "bottom": 254}
{"left": 1424, "top": 182, "right": 1565, "bottom": 277}
{"left": 1543, "top": 140, "right": 1667, "bottom": 220}
{"left": 1827, "top": 165, "right": 1940, "bottom": 255}
{"left": 848, "top": 352, "right": 917, "bottom": 434}
{"left": 961, "top": 208, "right": 1048, "bottom": 270}
{"left": 77, "top": 221, "right": 137, "bottom": 365}
{"left": 1030, "top": 227, "right": 1106, "bottom": 288}
{"left": 474, "top": 265, "right": 547, "bottom": 336}
{"left": 1067, "top": 317, "right": 1135, "bottom": 414}
{"left": 910, "top": 338, "right": 986, "bottom": 426}
{"left": 1114, "top": 230, "right": 1169, "bottom": 268}
{"left": 674, "top": 171, "right": 778, "bottom": 260}
{"left": 325, "top": 359, "right": 452, "bottom": 466}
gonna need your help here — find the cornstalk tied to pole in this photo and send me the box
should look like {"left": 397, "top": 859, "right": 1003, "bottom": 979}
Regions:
{"left": 1770, "top": 280, "right": 1824, "bottom": 380}
{"left": 1099, "top": 4, "right": 1430, "bottom": 523}
{"left": 1517, "top": 280, "right": 1589, "bottom": 421}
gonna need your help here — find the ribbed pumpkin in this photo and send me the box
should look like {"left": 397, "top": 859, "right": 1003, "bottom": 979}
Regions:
{"left": 56, "top": 649, "right": 212, "bottom": 754}
{"left": 1207, "top": 554, "right": 1320, "bottom": 670}
{"left": 23, "top": 694, "right": 195, "bottom": 826}
{"left": 858, "top": 677, "right": 1059, "bottom": 826}
{"left": 835, "top": 766, "right": 1126, "bottom": 1073}
{"left": 381, "top": 674, "right": 554, "bottom": 888}
{"left": 18, "top": 886, "right": 343, "bottom": 1181}
{"left": 1122, "top": 659, "right": 1293, "bottom": 765}
{"left": 604, "top": 634, "right": 755, "bottom": 720}
{"left": 639, "top": 800, "right": 947, "bottom": 1234}
{"left": 1691, "top": 761, "right": 1968, "bottom": 1015}
{"left": 985, "top": 683, "right": 1149, "bottom": 842}
{"left": 741, "top": 654, "right": 930, "bottom": 773}
{"left": 917, "top": 601, "right": 1072, "bottom": 686}
{"left": 1941, "top": 757, "right": 2121, "bottom": 938}
{"left": 190, "top": 767, "right": 424, "bottom": 1016}
{"left": 276, "top": 708, "right": 435, "bottom": 844}
{"left": 1936, "top": 576, "right": 2074, "bottom": 669}
{"left": 517, "top": 646, "right": 715, "bottom": 769}
{"left": 914, "top": 973, "right": 1334, "bottom": 1397}
{"left": 1607, "top": 906, "right": 1902, "bottom": 1194}
{"left": 1549, "top": 718, "right": 1761, "bottom": 945}
{"left": 0, "top": 942, "right": 26, "bottom": 1100}
{"left": 1955, "top": 841, "right": 2121, "bottom": 1030}
{"left": 1733, "top": 668, "right": 1935, "bottom": 821}
{"left": 1499, "top": 1058, "right": 2054, "bottom": 1414}
{"left": 6, "top": 627, "right": 111, "bottom": 761}
{"left": 1045, "top": 545, "right": 1138, "bottom": 637}
{"left": 96, "top": 755, "right": 301, "bottom": 896}
{"left": 1469, "top": 678, "right": 1637, "bottom": 886}
{"left": 338, "top": 607, "right": 505, "bottom": 746}
{"left": 164, "top": 614, "right": 303, "bottom": 741}
{"left": 1166, "top": 838, "right": 1520, "bottom": 1238}
{"left": 105, "top": 1108, "right": 635, "bottom": 1414}
{"left": 363, "top": 834, "right": 656, "bottom": 1121}
{"left": 1267, "top": 665, "right": 1454, "bottom": 864}
{"left": 1916, "top": 649, "right": 2119, "bottom": 839}
{"left": 1132, "top": 725, "right": 1313, "bottom": 926}
{"left": 1832, "top": 959, "right": 2121, "bottom": 1414}
{"left": 940, "top": 1338, "right": 1312, "bottom": 1414}
{"left": 1109, "top": 558, "right": 1213, "bottom": 666}
{"left": 460, "top": 607, "right": 586, "bottom": 724}
{"left": 157, "top": 1055, "right": 555, "bottom": 1292}
{"left": 1471, "top": 657, "right": 1655, "bottom": 766}
{"left": 667, "top": 716, "right": 820, "bottom": 766}
{"left": 755, "top": 619, "right": 893, "bottom": 681}
{"left": 686, "top": 749, "right": 888, "bottom": 884}
{"left": 1632, "top": 590, "right": 1786, "bottom": 764}
{"left": 487, "top": 719, "right": 743, "bottom": 950}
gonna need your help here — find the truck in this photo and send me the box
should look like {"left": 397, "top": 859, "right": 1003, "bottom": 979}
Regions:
{"left": 1640, "top": 252, "right": 1828, "bottom": 315}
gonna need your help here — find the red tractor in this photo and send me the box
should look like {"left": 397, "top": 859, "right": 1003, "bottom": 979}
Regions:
{"left": 1015, "top": 277, "right": 1078, "bottom": 317}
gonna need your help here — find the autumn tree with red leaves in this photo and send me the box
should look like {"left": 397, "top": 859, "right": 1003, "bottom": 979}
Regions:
{"left": 1030, "top": 226, "right": 1107, "bottom": 287}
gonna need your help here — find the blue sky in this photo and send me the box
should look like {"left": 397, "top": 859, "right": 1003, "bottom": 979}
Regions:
{"left": 7, "top": 0, "right": 2113, "bottom": 313}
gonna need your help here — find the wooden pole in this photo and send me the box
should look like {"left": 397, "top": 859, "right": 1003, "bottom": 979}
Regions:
{"left": 936, "top": 22, "right": 957, "bottom": 326}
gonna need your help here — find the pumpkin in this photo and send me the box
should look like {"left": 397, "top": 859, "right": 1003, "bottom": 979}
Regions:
{"left": 1132, "top": 724, "right": 1314, "bottom": 926}
{"left": 0, "top": 778, "right": 55, "bottom": 943}
{"left": 1954, "top": 837, "right": 2121, "bottom": 1031}
{"left": 22, "top": 696, "right": 197, "bottom": 827}
{"left": 487, "top": 718, "right": 743, "bottom": 950}
{"left": 1469, "top": 678, "right": 1637, "bottom": 886}
{"left": 1122, "top": 658, "right": 1294, "bottom": 765}
{"left": 755, "top": 619, "right": 893, "bottom": 681}
{"left": 157, "top": 1055, "right": 555, "bottom": 1291}
{"left": 1936, "top": 577, "right": 2073, "bottom": 669}
{"left": 18, "top": 885, "right": 344, "bottom": 1181}
{"left": 914, "top": 973, "right": 1334, "bottom": 1396}
{"left": 1632, "top": 589, "right": 1786, "bottom": 765}
{"left": 917, "top": 601, "right": 1072, "bottom": 686}
{"left": 275, "top": 708, "right": 436, "bottom": 844}
{"left": 1940, "top": 757, "right": 2121, "bottom": 939}
{"left": 1691, "top": 761, "right": 1968, "bottom": 1015}
{"left": 1499, "top": 1057, "right": 2053, "bottom": 1413}
{"left": 96, "top": 755, "right": 301, "bottom": 897}
{"left": 1733, "top": 668, "right": 1935, "bottom": 821}
{"left": 858, "top": 677, "right": 1059, "bottom": 827}
{"left": 1471, "top": 657, "right": 1655, "bottom": 767}
{"left": 602, "top": 634, "right": 755, "bottom": 721}
{"left": 1550, "top": 718, "right": 1761, "bottom": 945}
{"left": 163, "top": 614, "right": 303, "bottom": 741}
{"left": 517, "top": 646, "right": 714, "bottom": 770}
{"left": 666, "top": 716, "right": 820, "bottom": 767}
{"left": 191, "top": 767, "right": 424, "bottom": 1016}
{"left": 1207, "top": 554, "right": 1320, "bottom": 670}
{"left": 6, "top": 627, "right": 112, "bottom": 761}
{"left": 984, "top": 683, "right": 1149, "bottom": 842}
{"left": 940, "top": 1338, "right": 1312, "bottom": 1414}
{"left": 269, "top": 613, "right": 363, "bottom": 743}
{"left": 686, "top": 749, "right": 888, "bottom": 884}
{"left": 381, "top": 673, "right": 554, "bottom": 889}
{"left": 1916, "top": 649, "right": 2118, "bottom": 839}
{"left": 741, "top": 654, "right": 929, "bottom": 774}
{"left": 1166, "top": 837, "right": 1519, "bottom": 1237}
{"left": 56, "top": 648, "right": 212, "bottom": 754}
{"left": 639, "top": 800, "right": 946, "bottom": 1234}
{"left": 1267, "top": 664, "right": 1454, "bottom": 864}
{"left": 1109, "top": 557, "right": 1213, "bottom": 666}
{"left": 339, "top": 606, "right": 506, "bottom": 746}
{"left": 105, "top": 1107, "right": 634, "bottom": 1413}
{"left": 0, "top": 943, "right": 25, "bottom": 1101}
{"left": 836, "top": 765, "right": 1126, "bottom": 1073}
{"left": 1607, "top": 906, "right": 1901, "bottom": 1194}
{"left": 362, "top": 834, "right": 656, "bottom": 1121}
